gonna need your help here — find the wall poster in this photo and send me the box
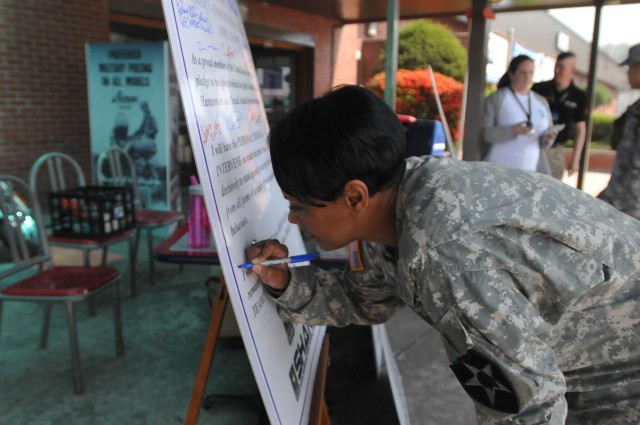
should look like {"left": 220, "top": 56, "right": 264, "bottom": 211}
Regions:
{"left": 86, "top": 42, "right": 179, "bottom": 214}
{"left": 160, "top": 1, "right": 326, "bottom": 424}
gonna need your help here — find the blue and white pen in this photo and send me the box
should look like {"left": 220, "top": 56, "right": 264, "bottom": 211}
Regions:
{"left": 237, "top": 253, "right": 317, "bottom": 269}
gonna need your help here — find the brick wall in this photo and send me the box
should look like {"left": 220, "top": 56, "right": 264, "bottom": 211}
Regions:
{"left": 0, "top": 0, "right": 358, "bottom": 184}
{"left": 0, "top": 0, "right": 110, "bottom": 182}
{"left": 332, "top": 24, "right": 362, "bottom": 87}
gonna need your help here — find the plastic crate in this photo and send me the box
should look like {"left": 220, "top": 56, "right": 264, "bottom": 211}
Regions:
{"left": 49, "top": 186, "right": 135, "bottom": 239}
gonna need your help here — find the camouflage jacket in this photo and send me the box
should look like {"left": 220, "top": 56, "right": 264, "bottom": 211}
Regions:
{"left": 271, "top": 156, "right": 640, "bottom": 424}
{"left": 602, "top": 98, "right": 640, "bottom": 219}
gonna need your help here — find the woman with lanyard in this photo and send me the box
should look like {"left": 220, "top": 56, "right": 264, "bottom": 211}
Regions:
{"left": 482, "top": 55, "right": 558, "bottom": 173}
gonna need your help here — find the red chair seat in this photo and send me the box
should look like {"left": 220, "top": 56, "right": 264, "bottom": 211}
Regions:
{"left": 48, "top": 230, "right": 133, "bottom": 246}
{"left": 2, "top": 266, "right": 119, "bottom": 297}
{"left": 135, "top": 209, "right": 183, "bottom": 225}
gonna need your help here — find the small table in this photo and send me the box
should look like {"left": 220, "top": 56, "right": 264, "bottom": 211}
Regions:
{"left": 154, "top": 223, "right": 218, "bottom": 266}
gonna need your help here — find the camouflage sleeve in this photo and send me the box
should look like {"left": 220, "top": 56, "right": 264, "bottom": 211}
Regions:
{"left": 267, "top": 243, "right": 405, "bottom": 327}
{"left": 426, "top": 268, "right": 568, "bottom": 423}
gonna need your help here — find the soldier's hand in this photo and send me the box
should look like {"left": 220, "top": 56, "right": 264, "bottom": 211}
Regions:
{"left": 245, "top": 239, "right": 291, "bottom": 291}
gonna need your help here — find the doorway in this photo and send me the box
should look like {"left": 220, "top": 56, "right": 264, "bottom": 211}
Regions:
{"left": 250, "top": 40, "right": 312, "bottom": 127}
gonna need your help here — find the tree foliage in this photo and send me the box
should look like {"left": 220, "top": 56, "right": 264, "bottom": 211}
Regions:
{"left": 381, "top": 19, "right": 467, "bottom": 82}
{"left": 593, "top": 82, "right": 612, "bottom": 108}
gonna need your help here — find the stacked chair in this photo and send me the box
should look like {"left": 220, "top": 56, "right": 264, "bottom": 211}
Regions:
{"left": 96, "top": 147, "right": 183, "bottom": 287}
{"left": 29, "top": 152, "right": 136, "bottom": 296}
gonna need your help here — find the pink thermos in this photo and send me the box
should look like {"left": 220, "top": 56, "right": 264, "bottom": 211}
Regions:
{"left": 188, "top": 176, "right": 210, "bottom": 248}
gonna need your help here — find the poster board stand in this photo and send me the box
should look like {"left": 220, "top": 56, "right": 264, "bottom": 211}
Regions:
{"left": 161, "top": 1, "right": 327, "bottom": 422}
{"left": 185, "top": 276, "right": 331, "bottom": 425}
{"left": 308, "top": 336, "right": 331, "bottom": 425}
{"left": 185, "top": 276, "right": 228, "bottom": 425}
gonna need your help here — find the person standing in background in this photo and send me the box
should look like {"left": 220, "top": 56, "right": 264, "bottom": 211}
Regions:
{"left": 532, "top": 52, "right": 587, "bottom": 180}
{"left": 482, "top": 55, "right": 557, "bottom": 174}
{"left": 600, "top": 43, "right": 640, "bottom": 220}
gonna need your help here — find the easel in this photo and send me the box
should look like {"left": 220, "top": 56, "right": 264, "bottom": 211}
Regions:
{"left": 309, "top": 334, "right": 331, "bottom": 425}
{"left": 185, "top": 276, "right": 331, "bottom": 425}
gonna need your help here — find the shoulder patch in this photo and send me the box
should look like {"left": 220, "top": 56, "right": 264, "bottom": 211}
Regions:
{"left": 348, "top": 240, "right": 364, "bottom": 272}
{"left": 450, "top": 350, "right": 519, "bottom": 414}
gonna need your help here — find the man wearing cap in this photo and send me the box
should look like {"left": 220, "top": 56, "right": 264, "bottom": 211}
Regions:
{"left": 532, "top": 52, "right": 587, "bottom": 180}
{"left": 601, "top": 43, "right": 640, "bottom": 220}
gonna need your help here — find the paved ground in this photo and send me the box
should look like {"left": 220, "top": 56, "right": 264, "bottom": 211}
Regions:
{"left": 561, "top": 170, "right": 610, "bottom": 197}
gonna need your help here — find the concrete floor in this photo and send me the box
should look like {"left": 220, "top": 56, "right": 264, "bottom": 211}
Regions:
{"left": 386, "top": 308, "right": 477, "bottom": 424}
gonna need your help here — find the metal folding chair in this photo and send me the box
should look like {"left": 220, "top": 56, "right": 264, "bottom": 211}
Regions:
{"left": 0, "top": 174, "right": 124, "bottom": 393}
{"left": 96, "top": 147, "right": 183, "bottom": 287}
{"left": 29, "top": 152, "right": 136, "bottom": 296}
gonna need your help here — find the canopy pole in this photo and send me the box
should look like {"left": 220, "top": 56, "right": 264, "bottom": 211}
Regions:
{"left": 383, "top": 0, "right": 399, "bottom": 110}
{"left": 577, "top": 0, "right": 604, "bottom": 190}
{"left": 462, "top": 0, "right": 491, "bottom": 161}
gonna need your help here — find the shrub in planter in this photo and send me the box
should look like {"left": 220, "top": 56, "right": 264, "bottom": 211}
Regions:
{"left": 591, "top": 113, "right": 615, "bottom": 147}
{"left": 366, "top": 68, "right": 464, "bottom": 140}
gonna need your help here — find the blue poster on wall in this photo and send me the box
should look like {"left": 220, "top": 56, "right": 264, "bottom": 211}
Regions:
{"left": 85, "top": 42, "right": 171, "bottom": 211}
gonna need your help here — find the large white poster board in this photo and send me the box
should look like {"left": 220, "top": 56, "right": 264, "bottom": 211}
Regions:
{"left": 160, "top": 1, "right": 326, "bottom": 424}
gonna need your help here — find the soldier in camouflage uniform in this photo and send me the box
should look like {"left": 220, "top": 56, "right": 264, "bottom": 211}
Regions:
{"left": 247, "top": 85, "right": 640, "bottom": 424}
{"left": 601, "top": 43, "right": 640, "bottom": 220}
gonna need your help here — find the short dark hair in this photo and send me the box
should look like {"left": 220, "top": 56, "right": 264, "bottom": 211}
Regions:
{"left": 556, "top": 51, "right": 576, "bottom": 62}
{"left": 497, "top": 54, "right": 534, "bottom": 89}
{"left": 268, "top": 85, "right": 406, "bottom": 205}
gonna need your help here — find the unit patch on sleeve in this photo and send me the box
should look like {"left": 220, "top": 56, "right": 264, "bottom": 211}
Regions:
{"left": 450, "top": 350, "right": 519, "bottom": 414}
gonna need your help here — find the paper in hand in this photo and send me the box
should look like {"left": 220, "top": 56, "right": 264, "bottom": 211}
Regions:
{"left": 543, "top": 123, "right": 566, "bottom": 136}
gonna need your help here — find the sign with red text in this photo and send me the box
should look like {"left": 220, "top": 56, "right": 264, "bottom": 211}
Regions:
{"left": 161, "top": 1, "right": 325, "bottom": 424}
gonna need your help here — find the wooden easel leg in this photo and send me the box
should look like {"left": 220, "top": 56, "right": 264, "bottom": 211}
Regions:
{"left": 320, "top": 399, "right": 331, "bottom": 425}
{"left": 185, "top": 276, "right": 228, "bottom": 425}
{"left": 309, "top": 335, "right": 332, "bottom": 425}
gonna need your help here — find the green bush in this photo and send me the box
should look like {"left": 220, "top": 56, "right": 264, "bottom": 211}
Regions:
{"left": 581, "top": 82, "right": 613, "bottom": 108}
{"left": 563, "top": 113, "right": 614, "bottom": 150}
{"left": 594, "top": 83, "right": 612, "bottom": 108}
{"left": 591, "top": 113, "right": 615, "bottom": 145}
{"left": 380, "top": 19, "right": 467, "bottom": 82}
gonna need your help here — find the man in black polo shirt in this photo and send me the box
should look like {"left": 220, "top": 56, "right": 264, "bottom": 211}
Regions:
{"left": 532, "top": 52, "right": 587, "bottom": 180}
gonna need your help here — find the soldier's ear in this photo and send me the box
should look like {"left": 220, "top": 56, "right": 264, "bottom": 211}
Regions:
{"left": 342, "top": 180, "right": 368, "bottom": 212}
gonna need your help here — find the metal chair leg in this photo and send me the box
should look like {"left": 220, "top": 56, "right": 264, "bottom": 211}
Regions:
{"left": 133, "top": 227, "right": 141, "bottom": 262}
{"left": 82, "top": 248, "right": 90, "bottom": 267}
{"left": 85, "top": 248, "right": 96, "bottom": 317}
{"left": 101, "top": 247, "right": 108, "bottom": 266}
{"left": 40, "top": 302, "right": 52, "bottom": 349}
{"left": 128, "top": 236, "right": 137, "bottom": 297}
{"left": 65, "top": 301, "right": 84, "bottom": 394}
{"left": 147, "top": 227, "right": 155, "bottom": 286}
{"left": 113, "top": 283, "right": 124, "bottom": 356}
